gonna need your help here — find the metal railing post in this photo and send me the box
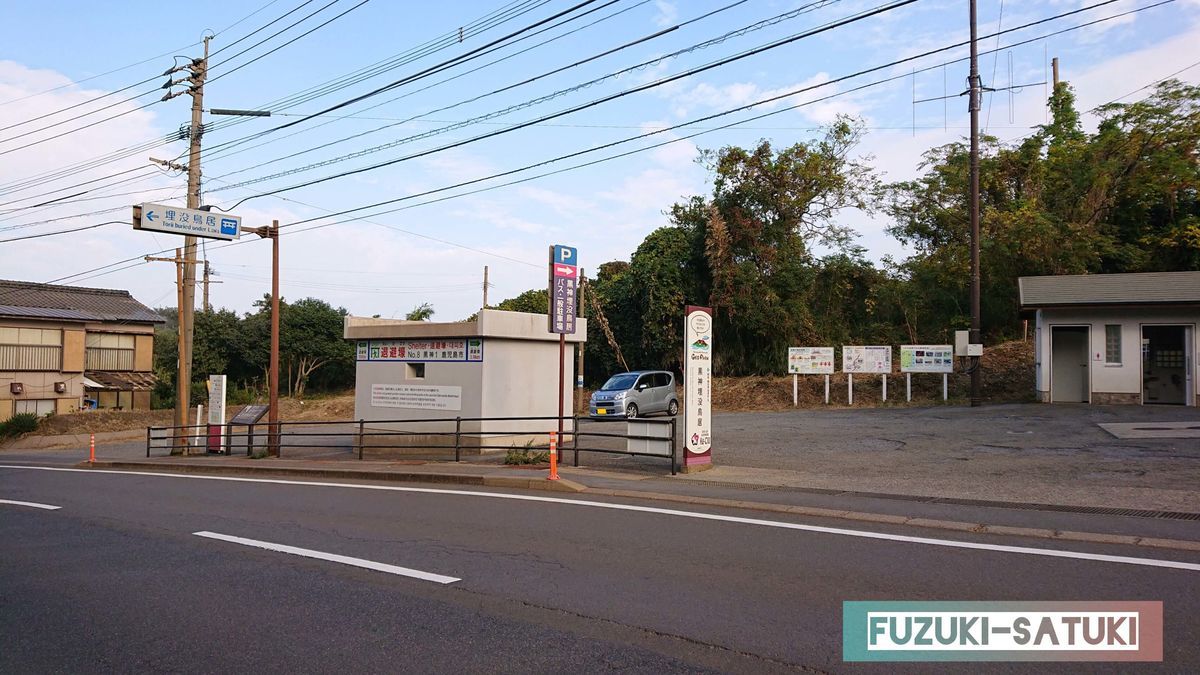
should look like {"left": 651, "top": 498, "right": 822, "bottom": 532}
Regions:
{"left": 146, "top": 426, "right": 152, "bottom": 458}
{"left": 572, "top": 415, "right": 580, "bottom": 467}
{"left": 224, "top": 423, "right": 231, "bottom": 455}
{"left": 247, "top": 424, "right": 255, "bottom": 456}
{"left": 357, "top": 419, "right": 365, "bottom": 460}
{"left": 669, "top": 417, "right": 677, "bottom": 476}
{"left": 454, "top": 416, "right": 462, "bottom": 462}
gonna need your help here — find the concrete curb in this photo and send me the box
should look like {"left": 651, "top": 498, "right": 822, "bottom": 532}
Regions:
{"left": 78, "top": 460, "right": 1200, "bottom": 553}
{"left": 81, "top": 461, "right": 586, "bottom": 493}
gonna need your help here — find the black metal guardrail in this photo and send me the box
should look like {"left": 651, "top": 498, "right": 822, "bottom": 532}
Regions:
{"left": 147, "top": 415, "right": 678, "bottom": 474}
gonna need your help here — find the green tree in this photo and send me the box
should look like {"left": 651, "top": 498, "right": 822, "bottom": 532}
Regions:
{"left": 405, "top": 303, "right": 435, "bottom": 321}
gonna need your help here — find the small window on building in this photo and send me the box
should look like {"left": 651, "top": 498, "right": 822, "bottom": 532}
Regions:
{"left": 1105, "top": 325, "right": 1122, "bottom": 364}
{"left": 406, "top": 363, "right": 425, "bottom": 380}
{"left": 14, "top": 399, "right": 55, "bottom": 416}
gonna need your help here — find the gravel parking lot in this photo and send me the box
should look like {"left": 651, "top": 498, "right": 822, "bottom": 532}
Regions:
{"left": 575, "top": 403, "right": 1200, "bottom": 511}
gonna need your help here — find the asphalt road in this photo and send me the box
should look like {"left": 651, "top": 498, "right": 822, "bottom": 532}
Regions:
{"left": 3, "top": 465, "right": 1199, "bottom": 673}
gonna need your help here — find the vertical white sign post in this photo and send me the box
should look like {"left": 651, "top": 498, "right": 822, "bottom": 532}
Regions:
{"left": 683, "top": 306, "right": 713, "bottom": 472}
{"left": 824, "top": 374, "right": 830, "bottom": 404}
{"left": 207, "top": 374, "right": 227, "bottom": 454}
{"left": 792, "top": 374, "right": 798, "bottom": 407}
{"left": 906, "top": 373, "right": 912, "bottom": 402}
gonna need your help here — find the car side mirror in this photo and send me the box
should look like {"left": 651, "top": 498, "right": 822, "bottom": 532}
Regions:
{"left": 636, "top": 384, "right": 647, "bottom": 391}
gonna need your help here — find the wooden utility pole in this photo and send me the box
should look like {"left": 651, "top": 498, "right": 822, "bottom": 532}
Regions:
{"left": 268, "top": 220, "right": 281, "bottom": 456}
{"left": 144, "top": 250, "right": 188, "bottom": 448}
{"left": 968, "top": 0, "right": 983, "bottom": 407}
{"left": 173, "top": 36, "right": 209, "bottom": 452}
{"left": 200, "top": 258, "right": 222, "bottom": 312}
{"left": 482, "top": 265, "right": 489, "bottom": 308}
{"left": 1051, "top": 57, "right": 1059, "bottom": 87}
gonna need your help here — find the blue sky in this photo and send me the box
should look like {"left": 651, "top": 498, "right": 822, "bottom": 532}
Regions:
{"left": 1, "top": 0, "right": 1198, "bottom": 321}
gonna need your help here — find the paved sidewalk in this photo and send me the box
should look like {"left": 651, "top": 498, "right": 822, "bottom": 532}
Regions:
{"left": 5, "top": 403, "right": 1199, "bottom": 546}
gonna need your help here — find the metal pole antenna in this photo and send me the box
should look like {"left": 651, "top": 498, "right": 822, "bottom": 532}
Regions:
{"left": 968, "top": 0, "right": 983, "bottom": 407}
{"left": 175, "top": 36, "right": 209, "bottom": 452}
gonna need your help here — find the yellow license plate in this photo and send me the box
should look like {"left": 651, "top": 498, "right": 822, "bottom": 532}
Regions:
{"left": 597, "top": 408, "right": 607, "bottom": 415}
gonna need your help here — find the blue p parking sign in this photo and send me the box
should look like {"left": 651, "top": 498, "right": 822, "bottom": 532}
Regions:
{"left": 553, "top": 245, "right": 577, "bottom": 265}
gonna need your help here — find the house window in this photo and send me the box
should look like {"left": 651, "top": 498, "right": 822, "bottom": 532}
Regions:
{"left": 86, "top": 332, "right": 135, "bottom": 371}
{"left": 14, "top": 399, "right": 55, "bottom": 416}
{"left": 0, "top": 326, "right": 62, "bottom": 371}
{"left": 1105, "top": 325, "right": 1122, "bottom": 365}
{"left": 406, "top": 363, "right": 425, "bottom": 380}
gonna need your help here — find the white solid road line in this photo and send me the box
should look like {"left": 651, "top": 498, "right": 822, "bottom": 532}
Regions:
{"left": 4, "top": 464, "right": 1200, "bottom": 573}
{"left": 193, "top": 531, "right": 461, "bottom": 584}
{"left": 0, "top": 498, "right": 61, "bottom": 510}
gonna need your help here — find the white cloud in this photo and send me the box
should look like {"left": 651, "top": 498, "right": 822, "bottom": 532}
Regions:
{"left": 652, "top": 1, "right": 677, "bottom": 28}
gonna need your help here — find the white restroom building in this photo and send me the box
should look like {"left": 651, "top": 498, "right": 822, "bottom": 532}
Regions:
{"left": 1020, "top": 271, "right": 1199, "bottom": 406}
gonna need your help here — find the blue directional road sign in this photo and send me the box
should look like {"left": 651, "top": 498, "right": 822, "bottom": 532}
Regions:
{"left": 134, "top": 202, "right": 241, "bottom": 241}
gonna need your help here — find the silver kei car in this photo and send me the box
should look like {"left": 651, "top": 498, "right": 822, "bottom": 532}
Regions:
{"left": 588, "top": 370, "right": 679, "bottom": 419}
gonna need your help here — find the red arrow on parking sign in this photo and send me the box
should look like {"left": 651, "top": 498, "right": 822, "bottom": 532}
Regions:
{"left": 553, "top": 264, "right": 577, "bottom": 278}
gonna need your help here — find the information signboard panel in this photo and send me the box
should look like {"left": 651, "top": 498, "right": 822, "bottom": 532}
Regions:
{"left": 900, "top": 345, "right": 954, "bottom": 373}
{"left": 788, "top": 347, "right": 835, "bottom": 374}
{"left": 842, "top": 346, "right": 893, "bottom": 373}
{"left": 370, "top": 384, "right": 462, "bottom": 411}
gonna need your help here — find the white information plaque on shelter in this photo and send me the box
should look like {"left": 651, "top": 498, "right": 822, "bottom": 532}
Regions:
{"left": 370, "top": 384, "right": 462, "bottom": 411}
{"left": 900, "top": 345, "right": 954, "bottom": 373}
{"left": 134, "top": 203, "right": 241, "bottom": 240}
{"left": 843, "top": 346, "right": 892, "bottom": 373}
{"left": 788, "top": 347, "right": 835, "bottom": 374}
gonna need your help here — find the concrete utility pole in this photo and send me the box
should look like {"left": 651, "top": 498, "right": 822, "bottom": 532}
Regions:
{"left": 482, "top": 265, "right": 489, "bottom": 308}
{"left": 968, "top": 0, "right": 983, "bottom": 407}
{"left": 1051, "top": 57, "right": 1060, "bottom": 88}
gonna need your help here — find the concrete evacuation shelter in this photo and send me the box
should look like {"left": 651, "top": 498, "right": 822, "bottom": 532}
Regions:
{"left": 344, "top": 309, "right": 586, "bottom": 453}
{"left": 1020, "top": 271, "right": 1200, "bottom": 406}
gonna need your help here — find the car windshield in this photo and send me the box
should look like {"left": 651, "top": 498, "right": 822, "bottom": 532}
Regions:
{"left": 600, "top": 373, "right": 639, "bottom": 391}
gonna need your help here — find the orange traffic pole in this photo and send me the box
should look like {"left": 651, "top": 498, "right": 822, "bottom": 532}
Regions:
{"left": 89, "top": 433, "right": 95, "bottom": 464}
{"left": 548, "top": 431, "right": 559, "bottom": 481}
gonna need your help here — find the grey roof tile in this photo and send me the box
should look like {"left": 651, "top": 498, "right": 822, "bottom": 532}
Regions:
{"left": 0, "top": 280, "right": 165, "bottom": 324}
{"left": 1019, "top": 271, "right": 1200, "bottom": 308}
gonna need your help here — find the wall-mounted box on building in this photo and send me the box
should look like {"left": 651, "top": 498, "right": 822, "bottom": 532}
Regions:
{"left": 9, "top": 382, "right": 23, "bottom": 395}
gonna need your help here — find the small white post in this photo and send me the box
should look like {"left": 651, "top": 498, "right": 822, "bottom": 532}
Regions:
{"left": 906, "top": 373, "right": 912, "bottom": 402}
{"left": 824, "top": 374, "right": 830, "bottom": 404}
{"left": 792, "top": 373, "right": 798, "bottom": 407}
{"left": 882, "top": 374, "right": 888, "bottom": 402}
{"left": 943, "top": 372, "right": 948, "bottom": 401}
{"left": 194, "top": 404, "right": 204, "bottom": 449}
{"left": 848, "top": 373, "right": 854, "bottom": 405}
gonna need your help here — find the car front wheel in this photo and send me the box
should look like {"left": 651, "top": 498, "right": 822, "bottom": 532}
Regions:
{"left": 667, "top": 399, "right": 679, "bottom": 416}
{"left": 625, "top": 403, "right": 639, "bottom": 419}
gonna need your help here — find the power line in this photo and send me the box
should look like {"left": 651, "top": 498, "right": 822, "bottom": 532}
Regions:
{"left": 190, "top": 0, "right": 653, "bottom": 175}
{"left": 204, "top": 0, "right": 800, "bottom": 188}
{"left": 0, "top": 0, "right": 549, "bottom": 204}
{"left": 0, "top": 0, "right": 1177, "bottom": 296}
{"left": 219, "top": 0, "right": 920, "bottom": 206}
